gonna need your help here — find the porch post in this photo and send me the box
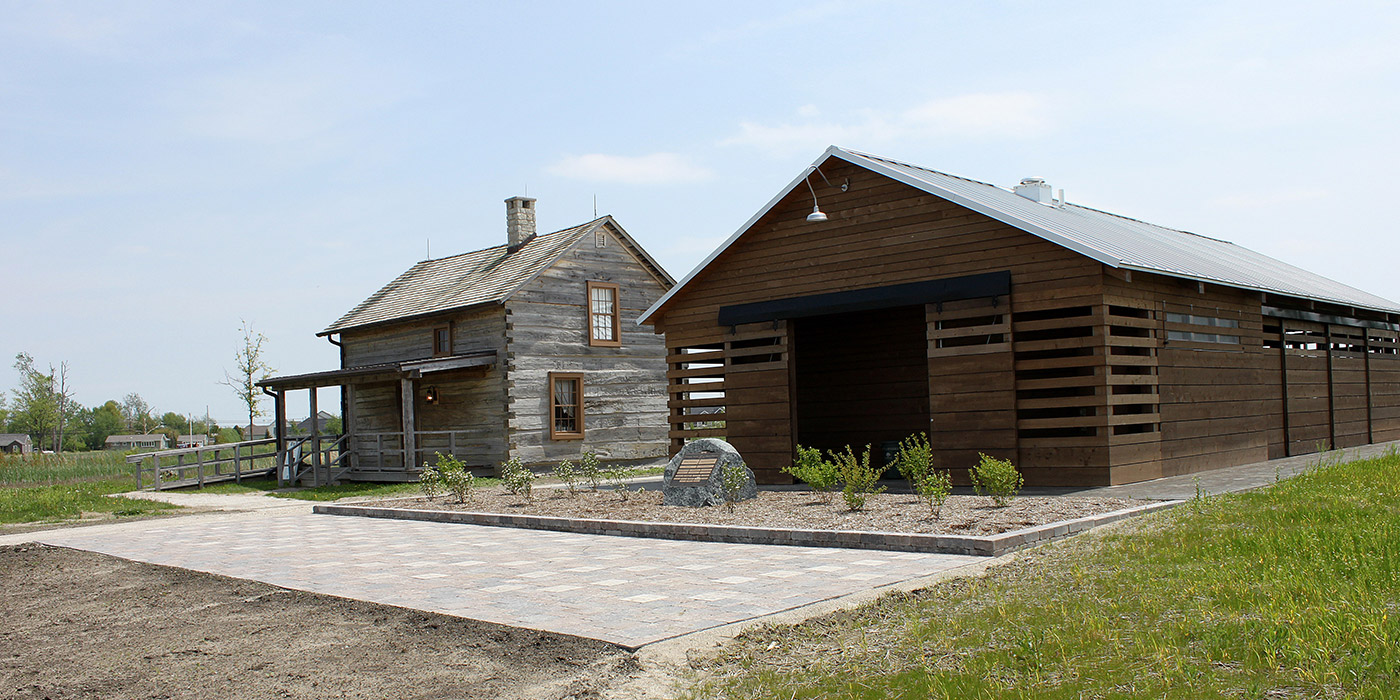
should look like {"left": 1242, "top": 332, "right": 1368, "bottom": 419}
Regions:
{"left": 400, "top": 377, "right": 417, "bottom": 471}
{"left": 309, "top": 389, "right": 321, "bottom": 487}
{"left": 275, "top": 389, "right": 287, "bottom": 487}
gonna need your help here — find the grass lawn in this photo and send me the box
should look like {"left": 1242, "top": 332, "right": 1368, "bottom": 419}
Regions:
{"left": 0, "top": 452, "right": 180, "bottom": 524}
{"left": 694, "top": 451, "right": 1400, "bottom": 699}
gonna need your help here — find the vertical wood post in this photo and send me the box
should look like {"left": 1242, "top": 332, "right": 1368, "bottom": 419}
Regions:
{"left": 309, "top": 389, "right": 321, "bottom": 487}
{"left": 1280, "top": 323, "right": 1291, "bottom": 457}
{"left": 401, "top": 378, "right": 417, "bottom": 471}
{"left": 275, "top": 390, "right": 287, "bottom": 486}
{"left": 1364, "top": 328, "right": 1374, "bottom": 444}
{"left": 153, "top": 454, "right": 160, "bottom": 490}
{"left": 1325, "top": 323, "right": 1336, "bottom": 450}
{"left": 234, "top": 445, "right": 242, "bottom": 484}
{"left": 197, "top": 447, "right": 205, "bottom": 488}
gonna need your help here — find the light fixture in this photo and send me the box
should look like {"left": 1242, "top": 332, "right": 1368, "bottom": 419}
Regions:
{"left": 424, "top": 386, "right": 439, "bottom": 405}
{"left": 802, "top": 165, "right": 848, "bottom": 223}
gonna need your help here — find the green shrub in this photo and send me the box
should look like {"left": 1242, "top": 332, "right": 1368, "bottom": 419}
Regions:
{"left": 554, "top": 459, "right": 579, "bottom": 497}
{"left": 784, "top": 445, "right": 841, "bottom": 501}
{"left": 418, "top": 462, "right": 444, "bottom": 501}
{"left": 434, "top": 452, "right": 475, "bottom": 504}
{"left": 579, "top": 451, "right": 603, "bottom": 490}
{"left": 500, "top": 457, "right": 536, "bottom": 500}
{"left": 969, "top": 452, "right": 1022, "bottom": 507}
{"left": 720, "top": 461, "right": 750, "bottom": 512}
{"left": 893, "top": 432, "right": 952, "bottom": 519}
{"left": 832, "top": 444, "right": 886, "bottom": 511}
{"left": 604, "top": 467, "right": 644, "bottom": 501}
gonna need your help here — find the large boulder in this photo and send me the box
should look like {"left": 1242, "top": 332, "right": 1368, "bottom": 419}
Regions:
{"left": 662, "top": 438, "right": 758, "bottom": 507}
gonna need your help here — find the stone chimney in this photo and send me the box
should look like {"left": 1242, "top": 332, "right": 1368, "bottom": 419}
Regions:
{"left": 506, "top": 196, "right": 537, "bottom": 250}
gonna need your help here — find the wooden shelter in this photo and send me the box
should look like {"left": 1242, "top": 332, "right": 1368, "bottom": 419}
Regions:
{"left": 260, "top": 197, "right": 674, "bottom": 483}
{"left": 639, "top": 147, "right": 1400, "bottom": 486}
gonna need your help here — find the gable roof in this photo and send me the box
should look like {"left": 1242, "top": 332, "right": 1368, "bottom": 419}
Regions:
{"left": 324, "top": 216, "right": 673, "bottom": 335}
{"left": 640, "top": 146, "right": 1400, "bottom": 323}
{"left": 0, "top": 434, "right": 31, "bottom": 446}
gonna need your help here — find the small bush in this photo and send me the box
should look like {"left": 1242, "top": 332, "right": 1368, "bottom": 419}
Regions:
{"left": 554, "top": 459, "right": 579, "bottom": 497}
{"left": 604, "top": 467, "right": 643, "bottom": 501}
{"left": 433, "top": 452, "right": 476, "bottom": 504}
{"left": 832, "top": 444, "right": 886, "bottom": 511}
{"left": 720, "top": 461, "right": 750, "bottom": 512}
{"left": 579, "top": 451, "right": 603, "bottom": 490}
{"left": 784, "top": 445, "right": 842, "bottom": 502}
{"left": 893, "top": 432, "right": 951, "bottom": 519}
{"left": 419, "top": 462, "right": 444, "bottom": 501}
{"left": 969, "top": 452, "right": 1023, "bottom": 507}
{"left": 500, "top": 457, "right": 536, "bottom": 500}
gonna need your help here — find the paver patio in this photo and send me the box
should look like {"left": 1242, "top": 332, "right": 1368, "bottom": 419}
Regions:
{"left": 18, "top": 510, "right": 980, "bottom": 648}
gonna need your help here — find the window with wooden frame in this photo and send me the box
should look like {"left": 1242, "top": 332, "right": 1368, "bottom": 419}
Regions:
{"left": 432, "top": 323, "right": 452, "bottom": 357}
{"left": 549, "top": 372, "right": 584, "bottom": 440}
{"left": 587, "top": 281, "right": 621, "bottom": 347}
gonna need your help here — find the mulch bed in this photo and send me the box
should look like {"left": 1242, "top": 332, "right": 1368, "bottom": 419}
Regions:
{"left": 365, "top": 487, "right": 1150, "bottom": 537}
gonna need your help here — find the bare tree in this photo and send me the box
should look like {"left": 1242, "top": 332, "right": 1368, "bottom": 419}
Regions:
{"left": 220, "top": 321, "right": 274, "bottom": 442}
{"left": 53, "top": 362, "right": 74, "bottom": 453}
{"left": 121, "top": 393, "right": 155, "bottom": 434}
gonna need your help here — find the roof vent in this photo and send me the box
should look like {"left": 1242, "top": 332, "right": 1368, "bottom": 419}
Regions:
{"left": 506, "top": 196, "right": 537, "bottom": 251}
{"left": 1013, "top": 178, "right": 1054, "bottom": 204}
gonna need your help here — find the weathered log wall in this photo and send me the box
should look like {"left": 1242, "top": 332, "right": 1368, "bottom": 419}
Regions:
{"left": 505, "top": 221, "right": 671, "bottom": 466}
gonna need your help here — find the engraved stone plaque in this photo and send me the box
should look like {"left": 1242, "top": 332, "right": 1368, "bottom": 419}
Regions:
{"left": 662, "top": 438, "right": 757, "bottom": 507}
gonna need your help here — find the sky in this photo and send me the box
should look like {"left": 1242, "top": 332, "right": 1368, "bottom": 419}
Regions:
{"left": 3, "top": 1, "right": 1399, "bottom": 425}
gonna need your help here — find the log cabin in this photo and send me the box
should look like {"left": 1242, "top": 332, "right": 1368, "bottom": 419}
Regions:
{"left": 639, "top": 146, "right": 1400, "bottom": 487}
{"left": 260, "top": 197, "right": 674, "bottom": 483}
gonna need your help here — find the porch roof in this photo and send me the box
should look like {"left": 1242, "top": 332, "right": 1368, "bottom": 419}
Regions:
{"left": 257, "top": 350, "right": 497, "bottom": 391}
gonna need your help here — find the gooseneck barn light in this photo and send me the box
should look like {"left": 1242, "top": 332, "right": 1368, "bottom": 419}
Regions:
{"left": 802, "top": 165, "right": 848, "bottom": 223}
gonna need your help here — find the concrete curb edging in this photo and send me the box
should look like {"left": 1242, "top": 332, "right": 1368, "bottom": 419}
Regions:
{"left": 314, "top": 499, "right": 1183, "bottom": 557}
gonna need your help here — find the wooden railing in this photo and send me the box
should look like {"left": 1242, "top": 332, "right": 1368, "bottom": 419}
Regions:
{"left": 353, "top": 430, "right": 484, "bottom": 477}
{"left": 132, "top": 438, "right": 278, "bottom": 491}
{"left": 279, "top": 434, "right": 350, "bottom": 487}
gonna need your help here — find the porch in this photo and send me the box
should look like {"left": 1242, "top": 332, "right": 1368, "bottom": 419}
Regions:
{"left": 256, "top": 350, "right": 498, "bottom": 487}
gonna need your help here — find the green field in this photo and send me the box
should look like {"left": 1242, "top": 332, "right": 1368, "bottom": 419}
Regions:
{"left": 0, "top": 451, "right": 179, "bottom": 524}
{"left": 694, "top": 451, "right": 1400, "bottom": 699}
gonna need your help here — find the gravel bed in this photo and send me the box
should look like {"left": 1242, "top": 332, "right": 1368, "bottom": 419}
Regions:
{"left": 365, "top": 488, "right": 1150, "bottom": 537}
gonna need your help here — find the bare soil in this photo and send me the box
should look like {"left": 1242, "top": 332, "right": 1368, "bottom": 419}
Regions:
{"left": 374, "top": 488, "right": 1149, "bottom": 536}
{"left": 0, "top": 543, "right": 640, "bottom": 700}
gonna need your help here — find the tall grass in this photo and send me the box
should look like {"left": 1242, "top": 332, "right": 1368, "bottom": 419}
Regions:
{"left": 0, "top": 451, "right": 134, "bottom": 486}
{"left": 695, "top": 452, "right": 1400, "bottom": 699}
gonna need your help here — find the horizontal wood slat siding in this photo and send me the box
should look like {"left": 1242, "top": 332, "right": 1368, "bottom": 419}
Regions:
{"left": 928, "top": 298, "right": 1015, "bottom": 477}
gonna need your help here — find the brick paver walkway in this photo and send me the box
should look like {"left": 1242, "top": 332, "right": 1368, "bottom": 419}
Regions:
{"left": 23, "top": 512, "right": 980, "bottom": 648}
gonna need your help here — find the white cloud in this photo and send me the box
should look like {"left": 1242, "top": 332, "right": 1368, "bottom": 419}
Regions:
{"left": 545, "top": 153, "right": 713, "bottom": 185}
{"left": 723, "top": 92, "right": 1053, "bottom": 154}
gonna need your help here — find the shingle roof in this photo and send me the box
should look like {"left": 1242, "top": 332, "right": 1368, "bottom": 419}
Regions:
{"left": 641, "top": 146, "right": 1400, "bottom": 322}
{"left": 324, "top": 217, "right": 633, "bottom": 335}
{"left": 0, "top": 434, "right": 31, "bottom": 445}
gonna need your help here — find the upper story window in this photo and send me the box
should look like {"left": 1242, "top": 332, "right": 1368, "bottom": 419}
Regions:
{"left": 432, "top": 323, "right": 452, "bottom": 357}
{"left": 587, "top": 281, "right": 621, "bottom": 347}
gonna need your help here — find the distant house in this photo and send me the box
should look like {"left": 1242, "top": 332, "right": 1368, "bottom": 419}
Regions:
{"left": 260, "top": 196, "right": 675, "bottom": 482}
{"left": 105, "top": 434, "right": 169, "bottom": 451}
{"left": 176, "top": 434, "right": 212, "bottom": 449}
{"left": 293, "top": 411, "right": 337, "bottom": 435}
{"left": 237, "top": 424, "right": 274, "bottom": 440}
{"left": 0, "top": 434, "right": 33, "bottom": 455}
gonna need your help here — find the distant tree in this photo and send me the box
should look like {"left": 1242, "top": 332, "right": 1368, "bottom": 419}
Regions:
{"left": 0, "top": 391, "right": 9, "bottom": 431}
{"left": 11, "top": 353, "right": 59, "bottom": 450}
{"left": 221, "top": 321, "right": 274, "bottom": 445}
{"left": 120, "top": 393, "right": 157, "bottom": 434}
{"left": 325, "top": 415, "right": 343, "bottom": 435}
{"left": 160, "top": 412, "right": 189, "bottom": 434}
{"left": 52, "top": 361, "right": 75, "bottom": 453}
{"left": 87, "top": 401, "right": 125, "bottom": 450}
{"left": 216, "top": 427, "right": 242, "bottom": 444}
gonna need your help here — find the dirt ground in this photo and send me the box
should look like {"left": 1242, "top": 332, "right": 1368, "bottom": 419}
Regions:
{"left": 372, "top": 489, "right": 1148, "bottom": 536}
{"left": 0, "top": 543, "right": 649, "bottom": 700}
